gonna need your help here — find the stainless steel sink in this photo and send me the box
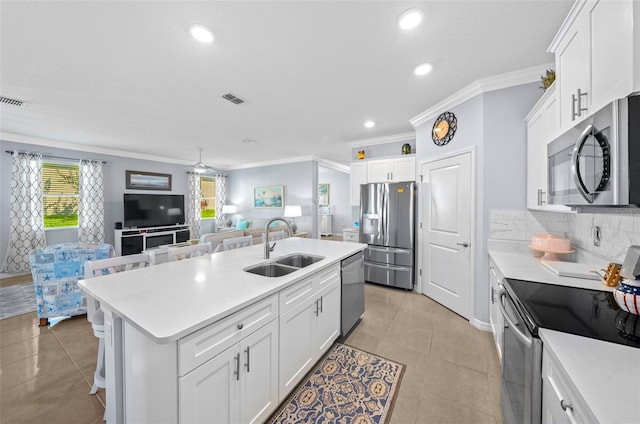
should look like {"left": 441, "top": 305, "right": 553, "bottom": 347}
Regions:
{"left": 274, "top": 254, "right": 325, "bottom": 268}
{"left": 244, "top": 253, "right": 325, "bottom": 277}
{"left": 244, "top": 263, "right": 298, "bottom": 277}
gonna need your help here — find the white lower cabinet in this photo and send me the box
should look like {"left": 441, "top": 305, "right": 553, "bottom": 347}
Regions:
{"left": 279, "top": 264, "right": 341, "bottom": 399}
{"left": 179, "top": 317, "right": 279, "bottom": 424}
{"left": 542, "top": 345, "right": 597, "bottom": 424}
{"left": 488, "top": 258, "right": 504, "bottom": 363}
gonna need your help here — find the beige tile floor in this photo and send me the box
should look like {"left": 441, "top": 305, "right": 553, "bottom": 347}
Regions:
{"left": 0, "top": 283, "right": 503, "bottom": 423}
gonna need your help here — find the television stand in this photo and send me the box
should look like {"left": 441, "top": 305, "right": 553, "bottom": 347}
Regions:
{"left": 114, "top": 225, "right": 190, "bottom": 256}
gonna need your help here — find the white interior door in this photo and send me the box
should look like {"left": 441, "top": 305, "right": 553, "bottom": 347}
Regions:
{"left": 420, "top": 152, "right": 473, "bottom": 319}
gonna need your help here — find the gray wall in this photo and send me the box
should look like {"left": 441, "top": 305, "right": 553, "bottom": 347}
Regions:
{"left": 415, "top": 82, "right": 541, "bottom": 325}
{"left": 318, "top": 165, "right": 350, "bottom": 234}
{"left": 1, "top": 139, "right": 193, "bottom": 265}
{"left": 227, "top": 161, "right": 318, "bottom": 238}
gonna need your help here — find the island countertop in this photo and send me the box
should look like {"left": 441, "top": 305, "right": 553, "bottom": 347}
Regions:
{"left": 79, "top": 238, "right": 366, "bottom": 344}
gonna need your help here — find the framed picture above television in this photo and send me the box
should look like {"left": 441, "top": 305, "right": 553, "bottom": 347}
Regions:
{"left": 254, "top": 185, "right": 284, "bottom": 208}
{"left": 126, "top": 170, "right": 172, "bottom": 191}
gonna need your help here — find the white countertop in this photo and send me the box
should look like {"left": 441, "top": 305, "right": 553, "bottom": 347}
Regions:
{"left": 488, "top": 241, "right": 639, "bottom": 423}
{"left": 540, "top": 329, "right": 640, "bottom": 424}
{"left": 79, "top": 238, "right": 366, "bottom": 343}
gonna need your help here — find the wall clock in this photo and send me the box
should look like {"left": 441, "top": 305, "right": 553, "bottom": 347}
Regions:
{"left": 432, "top": 111, "right": 457, "bottom": 146}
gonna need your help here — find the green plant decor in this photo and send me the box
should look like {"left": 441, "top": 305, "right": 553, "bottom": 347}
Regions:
{"left": 541, "top": 69, "right": 556, "bottom": 90}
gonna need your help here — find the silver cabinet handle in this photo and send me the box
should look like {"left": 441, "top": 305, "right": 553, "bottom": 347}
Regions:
{"left": 314, "top": 299, "right": 319, "bottom": 316}
{"left": 237, "top": 323, "right": 244, "bottom": 330}
{"left": 560, "top": 400, "right": 573, "bottom": 412}
{"left": 537, "top": 188, "right": 546, "bottom": 206}
{"left": 234, "top": 353, "right": 240, "bottom": 381}
{"left": 491, "top": 287, "right": 496, "bottom": 304}
{"left": 245, "top": 346, "right": 250, "bottom": 373}
{"left": 319, "top": 296, "right": 323, "bottom": 313}
{"left": 577, "top": 88, "right": 588, "bottom": 116}
{"left": 571, "top": 93, "right": 577, "bottom": 121}
{"left": 456, "top": 242, "right": 469, "bottom": 247}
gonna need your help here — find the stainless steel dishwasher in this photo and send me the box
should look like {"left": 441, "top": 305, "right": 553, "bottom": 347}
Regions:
{"left": 341, "top": 251, "right": 365, "bottom": 336}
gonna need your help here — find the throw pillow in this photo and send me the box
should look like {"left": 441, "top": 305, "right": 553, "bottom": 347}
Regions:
{"left": 236, "top": 220, "right": 249, "bottom": 230}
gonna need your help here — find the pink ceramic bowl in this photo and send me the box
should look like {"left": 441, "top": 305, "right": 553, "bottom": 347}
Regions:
{"left": 530, "top": 234, "right": 571, "bottom": 252}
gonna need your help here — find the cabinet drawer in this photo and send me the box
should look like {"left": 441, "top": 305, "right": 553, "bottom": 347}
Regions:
{"left": 343, "top": 232, "right": 359, "bottom": 242}
{"left": 542, "top": 347, "right": 597, "bottom": 423}
{"left": 178, "top": 294, "right": 278, "bottom": 376}
{"left": 279, "top": 264, "right": 340, "bottom": 314}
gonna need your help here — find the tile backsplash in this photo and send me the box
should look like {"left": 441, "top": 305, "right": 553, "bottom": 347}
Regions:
{"left": 490, "top": 209, "right": 640, "bottom": 262}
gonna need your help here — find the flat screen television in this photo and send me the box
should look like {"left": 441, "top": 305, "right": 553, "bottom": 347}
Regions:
{"left": 123, "top": 194, "right": 185, "bottom": 229}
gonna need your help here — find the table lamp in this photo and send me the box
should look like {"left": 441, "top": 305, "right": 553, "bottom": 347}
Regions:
{"left": 221, "top": 204, "right": 237, "bottom": 227}
{"left": 284, "top": 205, "right": 302, "bottom": 233}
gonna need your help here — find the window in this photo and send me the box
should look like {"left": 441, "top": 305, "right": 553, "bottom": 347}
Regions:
{"left": 42, "top": 161, "right": 79, "bottom": 228}
{"left": 200, "top": 177, "right": 216, "bottom": 219}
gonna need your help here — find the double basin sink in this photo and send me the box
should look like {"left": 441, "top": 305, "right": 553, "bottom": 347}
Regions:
{"left": 244, "top": 253, "right": 325, "bottom": 277}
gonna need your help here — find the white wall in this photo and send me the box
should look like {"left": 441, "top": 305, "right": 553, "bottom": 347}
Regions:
{"left": 227, "top": 161, "right": 318, "bottom": 237}
{"left": 318, "top": 165, "right": 350, "bottom": 234}
{"left": 415, "top": 82, "right": 541, "bottom": 326}
{"left": 0, "top": 139, "right": 193, "bottom": 265}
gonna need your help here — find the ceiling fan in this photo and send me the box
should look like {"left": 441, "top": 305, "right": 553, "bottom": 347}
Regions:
{"left": 193, "top": 148, "right": 208, "bottom": 174}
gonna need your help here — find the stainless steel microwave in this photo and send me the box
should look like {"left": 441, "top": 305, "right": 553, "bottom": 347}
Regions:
{"left": 547, "top": 95, "right": 640, "bottom": 206}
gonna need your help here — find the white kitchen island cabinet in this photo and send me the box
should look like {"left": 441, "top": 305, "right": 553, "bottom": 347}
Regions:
{"left": 79, "top": 238, "right": 366, "bottom": 424}
{"left": 279, "top": 264, "right": 340, "bottom": 399}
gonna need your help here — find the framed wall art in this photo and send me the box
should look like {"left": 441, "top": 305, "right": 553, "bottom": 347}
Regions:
{"left": 254, "top": 185, "right": 284, "bottom": 208}
{"left": 126, "top": 170, "right": 172, "bottom": 191}
{"left": 318, "top": 183, "right": 330, "bottom": 206}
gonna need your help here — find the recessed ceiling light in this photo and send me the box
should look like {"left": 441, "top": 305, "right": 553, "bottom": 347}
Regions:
{"left": 364, "top": 121, "right": 375, "bottom": 128}
{"left": 414, "top": 63, "right": 433, "bottom": 76}
{"left": 398, "top": 8, "right": 423, "bottom": 30}
{"left": 189, "top": 24, "right": 214, "bottom": 43}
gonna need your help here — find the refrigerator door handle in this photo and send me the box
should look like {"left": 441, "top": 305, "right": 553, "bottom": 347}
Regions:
{"left": 366, "top": 262, "right": 412, "bottom": 271}
{"left": 367, "top": 246, "right": 412, "bottom": 254}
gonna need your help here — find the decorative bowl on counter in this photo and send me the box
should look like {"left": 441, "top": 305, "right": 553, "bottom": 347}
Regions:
{"left": 614, "top": 281, "right": 640, "bottom": 315}
{"left": 529, "top": 234, "right": 574, "bottom": 260}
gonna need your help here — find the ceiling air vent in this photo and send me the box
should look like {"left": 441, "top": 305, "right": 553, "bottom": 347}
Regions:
{"left": 0, "top": 96, "right": 28, "bottom": 107}
{"left": 221, "top": 93, "right": 245, "bottom": 105}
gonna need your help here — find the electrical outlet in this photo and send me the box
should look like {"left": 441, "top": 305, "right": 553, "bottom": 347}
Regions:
{"left": 592, "top": 226, "right": 602, "bottom": 247}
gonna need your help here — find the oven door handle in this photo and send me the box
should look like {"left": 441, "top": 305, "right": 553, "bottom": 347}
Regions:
{"left": 497, "top": 285, "right": 532, "bottom": 348}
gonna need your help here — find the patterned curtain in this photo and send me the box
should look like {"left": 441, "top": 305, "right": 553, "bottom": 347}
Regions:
{"left": 187, "top": 172, "right": 202, "bottom": 239}
{"left": 1, "top": 152, "right": 46, "bottom": 273}
{"left": 215, "top": 174, "right": 228, "bottom": 229}
{"left": 78, "top": 159, "right": 105, "bottom": 243}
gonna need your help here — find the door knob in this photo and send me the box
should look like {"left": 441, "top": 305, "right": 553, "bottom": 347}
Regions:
{"left": 456, "top": 242, "right": 469, "bottom": 247}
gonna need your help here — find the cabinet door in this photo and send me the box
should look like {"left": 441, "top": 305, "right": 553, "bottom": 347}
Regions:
{"left": 589, "top": 0, "right": 633, "bottom": 112}
{"left": 389, "top": 157, "right": 416, "bottom": 182}
{"left": 556, "top": 14, "right": 590, "bottom": 131}
{"left": 542, "top": 378, "right": 571, "bottom": 424}
{"left": 367, "top": 160, "right": 391, "bottom": 183}
{"left": 526, "top": 110, "right": 547, "bottom": 209}
{"left": 350, "top": 162, "right": 368, "bottom": 205}
{"left": 315, "top": 279, "right": 341, "bottom": 355}
{"left": 240, "top": 320, "right": 279, "bottom": 424}
{"left": 279, "top": 296, "right": 316, "bottom": 399}
{"left": 179, "top": 345, "right": 240, "bottom": 424}
{"left": 488, "top": 262, "right": 504, "bottom": 363}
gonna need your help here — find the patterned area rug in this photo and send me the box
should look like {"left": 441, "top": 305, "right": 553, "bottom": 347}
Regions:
{"left": 268, "top": 343, "right": 405, "bottom": 424}
{"left": 0, "top": 281, "right": 36, "bottom": 320}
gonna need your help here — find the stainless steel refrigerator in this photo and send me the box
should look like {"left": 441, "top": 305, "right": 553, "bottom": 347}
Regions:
{"left": 359, "top": 181, "right": 416, "bottom": 290}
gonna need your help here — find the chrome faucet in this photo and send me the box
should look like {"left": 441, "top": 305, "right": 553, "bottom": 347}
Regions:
{"left": 264, "top": 217, "right": 293, "bottom": 259}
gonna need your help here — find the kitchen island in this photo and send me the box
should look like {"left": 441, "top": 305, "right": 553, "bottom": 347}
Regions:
{"left": 79, "top": 237, "right": 366, "bottom": 424}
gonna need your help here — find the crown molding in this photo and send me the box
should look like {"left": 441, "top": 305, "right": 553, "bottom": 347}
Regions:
{"left": 346, "top": 131, "right": 415, "bottom": 148}
{"left": 226, "top": 154, "right": 349, "bottom": 172}
{"left": 548, "top": 0, "right": 586, "bottom": 53}
{"left": 409, "top": 62, "right": 554, "bottom": 128}
{"left": 0, "top": 131, "right": 203, "bottom": 166}
{"left": 316, "top": 158, "right": 350, "bottom": 173}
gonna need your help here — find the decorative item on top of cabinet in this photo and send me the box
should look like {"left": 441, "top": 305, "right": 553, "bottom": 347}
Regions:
{"left": 357, "top": 149, "right": 365, "bottom": 160}
{"left": 549, "top": 0, "right": 635, "bottom": 133}
{"left": 540, "top": 69, "right": 556, "bottom": 90}
{"left": 401, "top": 143, "right": 412, "bottom": 154}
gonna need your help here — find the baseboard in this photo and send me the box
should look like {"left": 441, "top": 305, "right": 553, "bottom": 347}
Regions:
{"left": 470, "top": 317, "right": 492, "bottom": 332}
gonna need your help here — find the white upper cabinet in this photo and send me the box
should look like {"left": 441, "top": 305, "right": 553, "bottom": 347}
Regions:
{"left": 525, "top": 85, "right": 571, "bottom": 212}
{"left": 367, "top": 156, "right": 416, "bottom": 183}
{"left": 550, "top": 0, "right": 635, "bottom": 133}
{"left": 350, "top": 156, "right": 416, "bottom": 205}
